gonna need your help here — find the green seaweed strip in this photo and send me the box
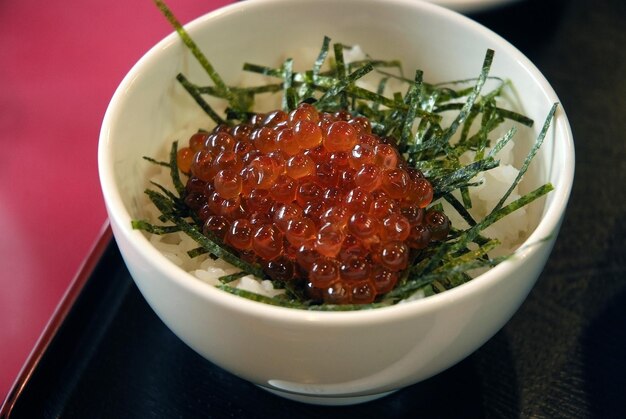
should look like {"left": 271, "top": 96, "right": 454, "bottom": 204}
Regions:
{"left": 411, "top": 184, "right": 551, "bottom": 278}
{"left": 313, "top": 36, "right": 331, "bottom": 79}
{"left": 400, "top": 70, "right": 423, "bottom": 147}
{"left": 487, "top": 126, "right": 517, "bottom": 159}
{"left": 217, "top": 285, "right": 307, "bottom": 308}
{"left": 473, "top": 102, "right": 497, "bottom": 160}
{"left": 225, "top": 107, "right": 254, "bottom": 122}
{"left": 446, "top": 227, "right": 491, "bottom": 247}
{"left": 241, "top": 64, "right": 439, "bottom": 123}
{"left": 149, "top": 181, "right": 182, "bottom": 205}
{"left": 352, "top": 85, "right": 441, "bottom": 123}
{"left": 460, "top": 187, "right": 473, "bottom": 209}
{"left": 197, "top": 84, "right": 283, "bottom": 96}
{"left": 332, "top": 43, "right": 349, "bottom": 109}
{"left": 426, "top": 183, "right": 553, "bottom": 274}
{"left": 315, "top": 62, "right": 374, "bottom": 107}
{"left": 497, "top": 108, "right": 534, "bottom": 127}
{"left": 432, "top": 157, "right": 499, "bottom": 196}
{"left": 429, "top": 202, "right": 445, "bottom": 213}
{"left": 241, "top": 64, "right": 400, "bottom": 109}
{"left": 390, "top": 253, "right": 506, "bottom": 298}
{"left": 142, "top": 156, "right": 170, "bottom": 168}
{"left": 131, "top": 220, "right": 181, "bottom": 234}
{"left": 348, "top": 58, "right": 402, "bottom": 74}
{"left": 437, "top": 239, "right": 500, "bottom": 273}
{"left": 169, "top": 141, "right": 186, "bottom": 197}
{"left": 242, "top": 63, "right": 284, "bottom": 78}
{"left": 145, "top": 189, "right": 266, "bottom": 278}
{"left": 439, "top": 49, "right": 494, "bottom": 149}
{"left": 176, "top": 74, "right": 227, "bottom": 125}
{"left": 284, "top": 87, "right": 298, "bottom": 111}
{"left": 492, "top": 103, "right": 558, "bottom": 212}
{"left": 372, "top": 76, "right": 389, "bottom": 113}
{"left": 413, "top": 90, "right": 440, "bottom": 148}
{"left": 458, "top": 106, "right": 480, "bottom": 146}
{"left": 153, "top": 0, "right": 236, "bottom": 106}
{"left": 432, "top": 75, "right": 503, "bottom": 88}
{"left": 218, "top": 271, "right": 248, "bottom": 284}
{"left": 444, "top": 193, "right": 477, "bottom": 227}
{"left": 386, "top": 271, "right": 460, "bottom": 299}
{"left": 187, "top": 246, "right": 208, "bottom": 258}
{"left": 281, "top": 58, "right": 296, "bottom": 111}
{"left": 435, "top": 103, "right": 533, "bottom": 128}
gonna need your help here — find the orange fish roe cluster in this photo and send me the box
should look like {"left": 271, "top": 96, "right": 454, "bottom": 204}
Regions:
{"left": 177, "top": 103, "right": 450, "bottom": 304}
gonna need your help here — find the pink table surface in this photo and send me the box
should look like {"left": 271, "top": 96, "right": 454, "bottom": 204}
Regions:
{"left": 0, "top": 0, "right": 231, "bottom": 403}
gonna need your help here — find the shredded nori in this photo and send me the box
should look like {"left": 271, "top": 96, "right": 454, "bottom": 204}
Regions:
{"left": 133, "top": 0, "right": 558, "bottom": 310}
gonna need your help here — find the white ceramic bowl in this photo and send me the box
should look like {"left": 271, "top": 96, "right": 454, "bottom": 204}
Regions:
{"left": 99, "top": 0, "right": 574, "bottom": 406}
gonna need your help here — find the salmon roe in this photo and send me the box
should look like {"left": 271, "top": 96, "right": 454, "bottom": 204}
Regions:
{"left": 178, "top": 102, "right": 449, "bottom": 304}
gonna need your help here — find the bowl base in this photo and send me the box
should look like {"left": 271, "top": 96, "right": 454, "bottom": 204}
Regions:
{"left": 257, "top": 384, "right": 397, "bottom": 406}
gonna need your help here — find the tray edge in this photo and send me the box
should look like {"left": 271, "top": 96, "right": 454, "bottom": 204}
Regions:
{"left": 0, "top": 221, "right": 114, "bottom": 418}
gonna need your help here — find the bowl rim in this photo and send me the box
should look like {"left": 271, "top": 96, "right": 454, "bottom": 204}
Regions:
{"left": 99, "top": 0, "right": 575, "bottom": 326}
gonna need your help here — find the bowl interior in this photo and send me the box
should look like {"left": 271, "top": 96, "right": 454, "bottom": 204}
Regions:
{"left": 99, "top": 0, "right": 573, "bottom": 316}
